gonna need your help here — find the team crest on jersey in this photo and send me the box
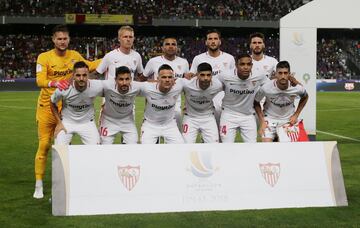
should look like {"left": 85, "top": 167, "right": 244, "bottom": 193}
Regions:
{"left": 71, "top": 59, "right": 76, "bottom": 64}
{"left": 117, "top": 165, "right": 140, "bottom": 191}
{"left": 177, "top": 65, "right": 182, "bottom": 70}
{"left": 133, "top": 60, "right": 137, "bottom": 66}
{"left": 263, "top": 65, "right": 268, "bottom": 70}
{"left": 259, "top": 163, "right": 280, "bottom": 187}
{"left": 223, "top": 62, "right": 228, "bottom": 68}
{"left": 251, "top": 81, "right": 257, "bottom": 86}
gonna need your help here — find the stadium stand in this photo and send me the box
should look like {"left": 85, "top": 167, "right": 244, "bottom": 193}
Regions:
{"left": 1, "top": 32, "right": 356, "bottom": 80}
{"left": 0, "top": 34, "right": 280, "bottom": 79}
{"left": 317, "top": 38, "right": 356, "bottom": 80}
{"left": 1, "top": 0, "right": 358, "bottom": 80}
{"left": 0, "top": 0, "right": 307, "bottom": 20}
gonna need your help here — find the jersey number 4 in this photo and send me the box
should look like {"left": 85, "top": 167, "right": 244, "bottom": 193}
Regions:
{"left": 221, "top": 125, "right": 227, "bottom": 135}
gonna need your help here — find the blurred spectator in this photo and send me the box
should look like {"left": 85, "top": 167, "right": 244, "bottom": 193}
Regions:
{"left": 0, "top": 33, "right": 279, "bottom": 78}
{"left": 1, "top": 33, "right": 355, "bottom": 80}
{"left": 0, "top": 0, "right": 309, "bottom": 21}
{"left": 317, "top": 38, "right": 355, "bottom": 80}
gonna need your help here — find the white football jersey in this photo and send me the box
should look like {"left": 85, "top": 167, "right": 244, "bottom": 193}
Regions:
{"left": 140, "top": 81, "right": 184, "bottom": 125}
{"left": 96, "top": 48, "right": 144, "bottom": 80}
{"left": 144, "top": 55, "right": 189, "bottom": 79}
{"left": 255, "top": 80, "right": 307, "bottom": 120}
{"left": 251, "top": 55, "right": 278, "bottom": 78}
{"left": 219, "top": 71, "right": 268, "bottom": 116}
{"left": 183, "top": 77, "right": 223, "bottom": 117}
{"left": 51, "top": 80, "right": 103, "bottom": 123}
{"left": 190, "top": 51, "right": 235, "bottom": 76}
{"left": 102, "top": 80, "right": 143, "bottom": 120}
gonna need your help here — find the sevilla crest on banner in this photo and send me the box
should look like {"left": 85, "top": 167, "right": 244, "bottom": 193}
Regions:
{"left": 259, "top": 163, "right": 281, "bottom": 187}
{"left": 277, "top": 120, "right": 309, "bottom": 142}
{"left": 117, "top": 165, "right": 140, "bottom": 191}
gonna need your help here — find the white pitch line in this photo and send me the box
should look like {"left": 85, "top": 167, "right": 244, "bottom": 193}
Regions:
{"left": 0, "top": 105, "right": 35, "bottom": 110}
{"left": 317, "top": 108, "right": 360, "bottom": 112}
{"left": 317, "top": 130, "right": 360, "bottom": 142}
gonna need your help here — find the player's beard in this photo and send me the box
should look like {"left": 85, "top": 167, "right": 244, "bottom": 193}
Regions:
{"left": 208, "top": 46, "right": 219, "bottom": 52}
{"left": 277, "top": 78, "right": 289, "bottom": 90}
{"left": 75, "top": 81, "right": 87, "bottom": 92}
{"left": 119, "top": 85, "right": 129, "bottom": 94}
{"left": 200, "top": 80, "right": 211, "bottom": 90}
{"left": 252, "top": 47, "right": 264, "bottom": 55}
{"left": 55, "top": 45, "right": 67, "bottom": 53}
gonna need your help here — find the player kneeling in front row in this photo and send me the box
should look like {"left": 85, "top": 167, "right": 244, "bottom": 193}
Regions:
{"left": 254, "top": 60, "right": 309, "bottom": 142}
{"left": 140, "top": 64, "right": 184, "bottom": 144}
{"left": 182, "top": 62, "right": 222, "bottom": 143}
{"left": 99, "top": 66, "right": 142, "bottom": 144}
{"left": 50, "top": 61, "right": 103, "bottom": 145}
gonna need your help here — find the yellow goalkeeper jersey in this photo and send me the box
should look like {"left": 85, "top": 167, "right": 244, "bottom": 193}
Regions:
{"left": 36, "top": 49, "right": 100, "bottom": 106}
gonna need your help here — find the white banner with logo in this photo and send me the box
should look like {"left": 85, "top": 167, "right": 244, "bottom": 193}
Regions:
{"left": 280, "top": 27, "right": 317, "bottom": 135}
{"left": 52, "top": 142, "right": 347, "bottom": 216}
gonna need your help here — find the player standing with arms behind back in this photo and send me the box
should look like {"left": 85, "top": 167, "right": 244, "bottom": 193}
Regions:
{"left": 143, "top": 37, "right": 189, "bottom": 130}
{"left": 33, "top": 25, "right": 100, "bottom": 199}
{"left": 96, "top": 26, "right": 144, "bottom": 81}
{"left": 249, "top": 32, "right": 278, "bottom": 79}
{"left": 188, "top": 29, "right": 236, "bottom": 125}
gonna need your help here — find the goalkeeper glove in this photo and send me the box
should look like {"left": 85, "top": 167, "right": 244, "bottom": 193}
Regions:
{"left": 49, "top": 80, "right": 70, "bottom": 91}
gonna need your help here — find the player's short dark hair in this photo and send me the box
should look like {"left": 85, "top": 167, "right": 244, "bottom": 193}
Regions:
{"left": 236, "top": 53, "right": 252, "bottom": 62}
{"left": 197, "top": 62, "right": 212, "bottom": 73}
{"left": 163, "top": 36, "right": 177, "bottom": 44}
{"left": 52, "top": 24, "right": 69, "bottom": 35}
{"left": 73, "top": 61, "right": 89, "bottom": 70}
{"left": 276, "top": 61, "right": 291, "bottom": 72}
{"left": 115, "top": 66, "right": 131, "bottom": 79}
{"left": 158, "top": 64, "right": 173, "bottom": 74}
{"left": 249, "top": 32, "right": 265, "bottom": 43}
{"left": 206, "top": 29, "right": 221, "bottom": 38}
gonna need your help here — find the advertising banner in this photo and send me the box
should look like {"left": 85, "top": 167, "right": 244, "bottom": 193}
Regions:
{"left": 65, "top": 14, "right": 133, "bottom": 25}
{"left": 52, "top": 142, "right": 347, "bottom": 216}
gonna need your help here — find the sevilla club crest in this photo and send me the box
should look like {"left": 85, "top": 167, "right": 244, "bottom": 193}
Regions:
{"left": 117, "top": 165, "right": 140, "bottom": 191}
{"left": 259, "top": 163, "right": 280, "bottom": 187}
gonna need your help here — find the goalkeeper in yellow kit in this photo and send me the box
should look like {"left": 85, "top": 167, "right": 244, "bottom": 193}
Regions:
{"left": 33, "top": 25, "right": 100, "bottom": 199}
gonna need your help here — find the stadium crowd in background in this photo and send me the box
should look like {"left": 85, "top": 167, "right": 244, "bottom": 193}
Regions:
{"left": 317, "top": 38, "right": 354, "bottom": 80}
{"left": 2, "top": 33, "right": 358, "bottom": 80}
{"left": 0, "top": 0, "right": 307, "bottom": 20}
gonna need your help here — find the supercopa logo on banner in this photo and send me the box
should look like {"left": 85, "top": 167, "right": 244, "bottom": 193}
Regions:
{"left": 189, "top": 151, "right": 218, "bottom": 178}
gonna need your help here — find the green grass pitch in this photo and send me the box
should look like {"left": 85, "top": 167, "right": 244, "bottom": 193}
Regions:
{"left": 0, "top": 91, "right": 359, "bottom": 227}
